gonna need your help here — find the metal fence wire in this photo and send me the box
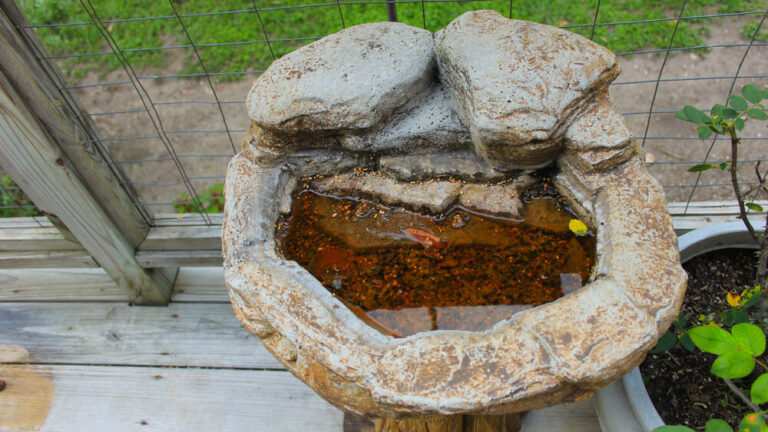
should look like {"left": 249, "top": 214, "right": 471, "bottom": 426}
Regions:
{"left": 9, "top": 0, "right": 768, "bottom": 227}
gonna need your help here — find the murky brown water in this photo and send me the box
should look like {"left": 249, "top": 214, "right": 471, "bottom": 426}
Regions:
{"left": 277, "top": 186, "right": 595, "bottom": 337}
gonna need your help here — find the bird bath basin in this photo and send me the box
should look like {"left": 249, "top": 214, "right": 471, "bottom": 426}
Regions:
{"left": 223, "top": 10, "right": 687, "bottom": 431}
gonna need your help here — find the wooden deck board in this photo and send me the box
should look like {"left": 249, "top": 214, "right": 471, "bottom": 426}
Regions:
{"left": 0, "top": 298, "right": 602, "bottom": 431}
{"left": 0, "top": 302, "right": 281, "bottom": 369}
{"left": 0, "top": 365, "right": 343, "bottom": 432}
{"left": 0, "top": 267, "right": 228, "bottom": 302}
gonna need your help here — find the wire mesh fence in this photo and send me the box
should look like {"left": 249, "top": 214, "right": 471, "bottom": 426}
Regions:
{"left": 7, "top": 0, "right": 768, "bottom": 227}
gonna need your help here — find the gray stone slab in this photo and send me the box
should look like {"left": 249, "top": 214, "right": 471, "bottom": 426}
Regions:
{"left": 434, "top": 10, "right": 619, "bottom": 169}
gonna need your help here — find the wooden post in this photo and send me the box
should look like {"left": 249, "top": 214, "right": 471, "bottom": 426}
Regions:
{"left": 0, "top": 1, "right": 177, "bottom": 304}
{"left": 0, "top": 1, "right": 149, "bottom": 247}
{"left": 372, "top": 413, "right": 521, "bottom": 432}
{"left": 0, "top": 72, "right": 175, "bottom": 304}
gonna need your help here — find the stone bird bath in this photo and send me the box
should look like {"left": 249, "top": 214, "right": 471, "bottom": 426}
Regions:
{"left": 223, "top": 10, "right": 687, "bottom": 431}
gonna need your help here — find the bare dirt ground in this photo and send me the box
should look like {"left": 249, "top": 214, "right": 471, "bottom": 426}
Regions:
{"left": 70, "top": 17, "right": 768, "bottom": 217}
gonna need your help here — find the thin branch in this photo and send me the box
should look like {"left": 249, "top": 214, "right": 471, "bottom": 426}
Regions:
{"left": 723, "top": 378, "right": 766, "bottom": 421}
{"left": 729, "top": 131, "right": 758, "bottom": 241}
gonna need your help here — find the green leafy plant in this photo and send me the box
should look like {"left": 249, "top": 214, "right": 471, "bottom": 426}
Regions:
{"left": 0, "top": 174, "right": 39, "bottom": 218}
{"left": 651, "top": 84, "right": 768, "bottom": 432}
{"left": 172, "top": 184, "right": 224, "bottom": 214}
{"left": 655, "top": 323, "right": 768, "bottom": 432}
{"left": 676, "top": 84, "right": 768, "bottom": 290}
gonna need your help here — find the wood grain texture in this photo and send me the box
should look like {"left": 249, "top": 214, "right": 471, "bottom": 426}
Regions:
{"left": 0, "top": 302, "right": 282, "bottom": 369}
{"left": 171, "top": 267, "right": 229, "bottom": 302}
{"left": 0, "top": 267, "right": 227, "bottom": 302}
{"left": 0, "top": 226, "right": 83, "bottom": 251}
{"left": 140, "top": 225, "right": 222, "bottom": 250}
{"left": 0, "top": 69, "right": 172, "bottom": 304}
{"left": 0, "top": 268, "right": 125, "bottom": 301}
{"left": 0, "top": 250, "right": 98, "bottom": 269}
{"left": 0, "top": 365, "right": 343, "bottom": 432}
{"left": 520, "top": 399, "right": 600, "bottom": 431}
{"left": 135, "top": 250, "right": 223, "bottom": 268}
{"left": 0, "top": 1, "right": 149, "bottom": 246}
{"left": 346, "top": 401, "right": 599, "bottom": 432}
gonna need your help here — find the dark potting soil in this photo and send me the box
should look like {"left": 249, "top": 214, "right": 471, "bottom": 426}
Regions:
{"left": 640, "top": 248, "right": 763, "bottom": 428}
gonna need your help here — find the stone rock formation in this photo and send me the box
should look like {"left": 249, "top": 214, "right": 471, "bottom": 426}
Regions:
{"left": 434, "top": 10, "right": 620, "bottom": 170}
{"left": 224, "top": 10, "right": 686, "bottom": 427}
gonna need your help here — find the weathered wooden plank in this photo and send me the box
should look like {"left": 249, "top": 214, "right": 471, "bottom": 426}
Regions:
{"left": 0, "top": 363, "right": 600, "bottom": 432}
{"left": 0, "top": 267, "right": 226, "bottom": 302}
{"left": 153, "top": 213, "right": 224, "bottom": 226}
{"left": 0, "top": 216, "right": 52, "bottom": 228}
{"left": 172, "top": 267, "right": 229, "bottom": 302}
{"left": 0, "top": 226, "right": 83, "bottom": 251}
{"left": 0, "top": 365, "right": 343, "bottom": 432}
{"left": 0, "top": 68, "right": 174, "bottom": 304}
{"left": 521, "top": 399, "right": 599, "bottom": 431}
{"left": 140, "top": 225, "right": 222, "bottom": 250}
{"left": 667, "top": 200, "right": 768, "bottom": 216}
{"left": 344, "top": 399, "right": 599, "bottom": 432}
{"left": 673, "top": 215, "right": 765, "bottom": 235}
{"left": 0, "top": 302, "right": 282, "bottom": 369}
{"left": 0, "top": 1, "right": 149, "bottom": 247}
{"left": 135, "top": 250, "right": 223, "bottom": 268}
{"left": 0, "top": 268, "right": 125, "bottom": 301}
{"left": 0, "top": 250, "right": 98, "bottom": 269}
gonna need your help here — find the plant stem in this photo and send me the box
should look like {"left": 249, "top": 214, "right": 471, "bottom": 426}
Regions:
{"left": 723, "top": 378, "right": 767, "bottom": 421}
{"left": 756, "top": 357, "right": 768, "bottom": 372}
{"left": 729, "top": 131, "right": 758, "bottom": 241}
{"left": 758, "top": 213, "right": 768, "bottom": 289}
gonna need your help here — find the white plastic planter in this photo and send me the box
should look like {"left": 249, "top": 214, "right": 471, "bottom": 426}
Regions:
{"left": 595, "top": 220, "right": 765, "bottom": 432}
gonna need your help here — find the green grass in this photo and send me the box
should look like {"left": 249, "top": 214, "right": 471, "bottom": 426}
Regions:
{"left": 1, "top": 174, "right": 39, "bottom": 218}
{"left": 20, "top": 0, "right": 766, "bottom": 82}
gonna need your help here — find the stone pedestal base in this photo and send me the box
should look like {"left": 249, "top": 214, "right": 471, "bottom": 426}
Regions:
{"left": 373, "top": 413, "right": 522, "bottom": 432}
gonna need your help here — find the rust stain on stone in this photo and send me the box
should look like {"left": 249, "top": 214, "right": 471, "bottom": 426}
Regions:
{"left": 0, "top": 345, "right": 54, "bottom": 431}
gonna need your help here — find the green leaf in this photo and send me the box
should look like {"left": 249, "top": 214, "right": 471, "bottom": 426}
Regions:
{"left": 711, "top": 104, "right": 724, "bottom": 118}
{"left": 674, "top": 312, "right": 686, "bottom": 328}
{"left": 698, "top": 125, "right": 713, "bottom": 140}
{"left": 739, "top": 413, "right": 765, "bottom": 432}
{"left": 730, "top": 94, "right": 749, "bottom": 111}
{"left": 747, "top": 203, "right": 765, "bottom": 212}
{"left": 705, "top": 419, "right": 733, "bottom": 432}
{"left": 720, "top": 162, "right": 730, "bottom": 170}
{"left": 735, "top": 118, "right": 746, "bottom": 131}
{"left": 688, "top": 163, "right": 715, "bottom": 172}
{"left": 747, "top": 108, "right": 768, "bottom": 120}
{"left": 720, "top": 310, "right": 735, "bottom": 327}
{"left": 683, "top": 105, "right": 710, "bottom": 125}
{"left": 743, "top": 84, "right": 763, "bottom": 104}
{"left": 720, "top": 107, "right": 739, "bottom": 119}
{"left": 689, "top": 325, "right": 740, "bottom": 355}
{"left": 732, "top": 309, "right": 750, "bottom": 325}
{"left": 675, "top": 109, "right": 689, "bottom": 122}
{"left": 654, "top": 427, "right": 695, "bottom": 432}
{"left": 733, "top": 323, "right": 765, "bottom": 356}
{"left": 712, "top": 351, "right": 755, "bottom": 379}
{"left": 712, "top": 123, "right": 724, "bottom": 134}
{"left": 751, "top": 374, "right": 768, "bottom": 404}
{"left": 680, "top": 332, "right": 696, "bottom": 352}
{"left": 763, "top": 87, "right": 768, "bottom": 100}
{"left": 742, "top": 286, "right": 762, "bottom": 307}
{"left": 651, "top": 331, "right": 677, "bottom": 354}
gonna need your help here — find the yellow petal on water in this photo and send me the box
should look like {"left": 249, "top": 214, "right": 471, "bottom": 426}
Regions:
{"left": 568, "top": 219, "right": 588, "bottom": 236}
{"left": 726, "top": 292, "right": 741, "bottom": 307}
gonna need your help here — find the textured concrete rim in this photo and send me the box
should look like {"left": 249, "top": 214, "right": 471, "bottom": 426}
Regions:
{"left": 595, "top": 221, "right": 765, "bottom": 432}
{"left": 223, "top": 151, "right": 687, "bottom": 418}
